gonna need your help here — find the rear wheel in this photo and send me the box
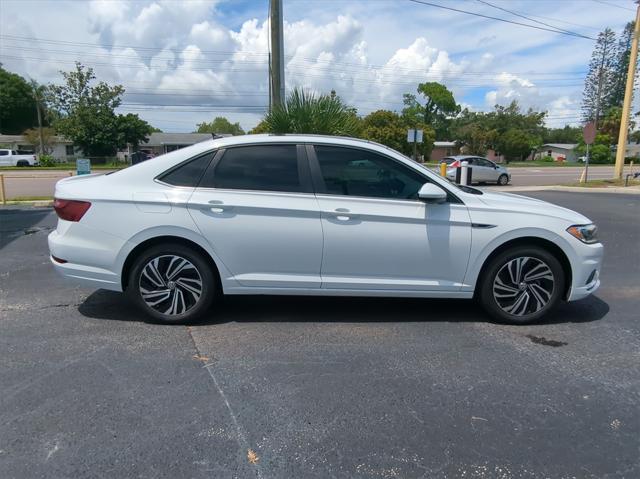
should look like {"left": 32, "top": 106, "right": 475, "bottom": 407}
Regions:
{"left": 16, "top": 160, "right": 29, "bottom": 167}
{"left": 479, "top": 245, "right": 565, "bottom": 324}
{"left": 497, "top": 174, "right": 509, "bottom": 185}
{"left": 126, "top": 243, "right": 216, "bottom": 324}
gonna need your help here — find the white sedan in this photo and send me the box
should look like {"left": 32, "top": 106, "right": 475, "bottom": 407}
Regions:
{"left": 49, "top": 135, "right": 602, "bottom": 325}
{"left": 443, "top": 155, "right": 511, "bottom": 185}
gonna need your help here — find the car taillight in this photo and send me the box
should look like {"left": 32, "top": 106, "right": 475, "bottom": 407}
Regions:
{"left": 53, "top": 199, "right": 91, "bottom": 222}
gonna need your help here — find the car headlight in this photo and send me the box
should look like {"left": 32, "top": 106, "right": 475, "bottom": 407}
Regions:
{"left": 566, "top": 224, "right": 599, "bottom": 244}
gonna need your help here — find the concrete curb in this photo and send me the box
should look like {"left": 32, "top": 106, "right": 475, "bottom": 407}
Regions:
{"left": 487, "top": 185, "right": 640, "bottom": 194}
{"left": 1, "top": 200, "right": 53, "bottom": 207}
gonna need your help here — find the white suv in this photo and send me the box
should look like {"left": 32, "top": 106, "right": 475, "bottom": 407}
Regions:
{"left": 48, "top": 135, "right": 602, "bottom": 324}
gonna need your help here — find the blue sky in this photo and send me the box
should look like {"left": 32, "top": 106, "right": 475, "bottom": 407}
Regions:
{"left": 0, "top": 0, "right": 636, "bottom": 133}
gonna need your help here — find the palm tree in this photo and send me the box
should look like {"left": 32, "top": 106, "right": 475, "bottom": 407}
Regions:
{"left": 264, "top": 88, "right": 360, "bottom": 136}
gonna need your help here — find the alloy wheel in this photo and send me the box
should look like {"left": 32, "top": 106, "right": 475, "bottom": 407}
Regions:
{"left": 492, "top": 256, "right": 555, "bottom": 316}
{"left": 138, "top": 255, "right": 203, "bottom": 316}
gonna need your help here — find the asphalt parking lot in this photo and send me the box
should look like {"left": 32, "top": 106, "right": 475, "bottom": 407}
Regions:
{"left": 1, "top": 191, "right": 638, "bottom": 478}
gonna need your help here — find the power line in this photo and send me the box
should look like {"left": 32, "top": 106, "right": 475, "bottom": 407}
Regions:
{"left": 406, "top": 0, "right": 595, "bottom": 40}
{"left": 591, "top": 0, "right": 636, "bottom": 12}
{"left": 1, "top": 34, "right": 590, "bottom": 76}
{"left": 475, "top": 0, "right": 590, "bottom": 38}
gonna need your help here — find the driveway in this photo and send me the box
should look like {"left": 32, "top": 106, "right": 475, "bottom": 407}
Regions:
{"left": 1, "top": 191, "right": 638, "bottom": 478}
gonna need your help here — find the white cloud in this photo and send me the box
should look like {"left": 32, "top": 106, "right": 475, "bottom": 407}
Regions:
{"left": 1, "top": 0, "right": 632, "bottom": 131}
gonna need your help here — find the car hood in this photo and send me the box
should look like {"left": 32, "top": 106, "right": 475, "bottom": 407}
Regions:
{"left": 473, "top": 190, "right": 591, "bottom": 224}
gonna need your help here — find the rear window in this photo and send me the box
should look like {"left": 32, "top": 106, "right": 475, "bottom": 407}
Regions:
{"left": 158, "top": 153, "right": 213, "bottom": 187}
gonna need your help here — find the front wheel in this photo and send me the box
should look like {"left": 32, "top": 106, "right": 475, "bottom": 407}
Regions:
{"left": 126, "top": 243, "right": 217, "bottom": 324}
{"left": 497, "top": 174, "right": 509, "bottom": 185}
{"left": 479, "top": 246, "right": 565, "bottom": 324}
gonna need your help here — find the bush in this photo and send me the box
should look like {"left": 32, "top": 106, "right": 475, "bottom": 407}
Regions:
{"left": 540, "top": 155, "right": 554, "bottom": 162}
{"left": 38, "top": 154, "right": 56, "bottom": 167}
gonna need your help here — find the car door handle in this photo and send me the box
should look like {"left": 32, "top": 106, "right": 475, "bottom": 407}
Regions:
{"left": 207, "top": 200, "right": 231, "bottom": 213}
{"left": 330, "top": 208, "right": 355, "bottom": 221}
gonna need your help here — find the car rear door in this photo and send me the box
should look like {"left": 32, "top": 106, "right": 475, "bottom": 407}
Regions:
{"left": 308, "top": 144, "right": 472, "bottom": 292}
{"left": 187, "top": 143, "right": 323, "bottom": 289}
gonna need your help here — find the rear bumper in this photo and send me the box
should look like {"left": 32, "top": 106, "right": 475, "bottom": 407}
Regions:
{"left": 49, "top": 255, "right": 122, "bottom": 291}
{"left": 48, "top": 228, "right": 124, "bottom": 292}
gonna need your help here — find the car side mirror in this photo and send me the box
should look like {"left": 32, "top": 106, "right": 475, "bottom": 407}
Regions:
{"left": 417, "top": 183, "right": 447, "bottom": 203}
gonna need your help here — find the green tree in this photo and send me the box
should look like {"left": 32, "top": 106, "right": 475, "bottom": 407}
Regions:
{"left": 500, "top": 129, "right": 538, "bottom": 161}
{"left": 116, "top": 113, "right": 153, "bottom": 150}
{"left": 196, "top": 116, "right": 245, "bottom": 135}
{"left": 402, "top": 82, "right": 459, "bottom": 139}
{"left": 359, "top": 109, "right": 434, "bottom": 158}
{"left": 582, "top": 28, "right": 617, "bottom": 125}
{"left": 543, "top": 125, "right": 582, "bottom": 144}
{"left": 262, "top": 88, "right": 360, "bottom": 136}
{"left": 46, "top": 62, "right": 151, "bottom": 155}
{"left": 360, "top": 110, "right": 406, "bottom": 152}
{"left": 452, "top": 110, "right": 498, "bottom": 155}
{"left": 611, "top": 22, "right": 636, "bottom": 109}
{"left": 452, "top": 101, "right": 544, "bottom": 161}
{"left": 22, "top": 127, "right": 56, "bottom": 154}
{"left": 0, "top": 65, "right": 38, "bottom": 134}
{"left": 576, "top": 133, "right": 614, "bottom": 163}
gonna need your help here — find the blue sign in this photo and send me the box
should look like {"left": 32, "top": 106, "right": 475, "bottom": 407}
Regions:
{"left": 76, "top": 158, "right": 91, "bottom": 175}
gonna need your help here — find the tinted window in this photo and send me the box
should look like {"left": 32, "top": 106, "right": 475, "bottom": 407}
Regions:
{"left": 0, "top": 151, "right": 7, "bottom": 156}
{"left": 314, "top": 145, "right": 426, "bottom": 199}
{"left": 475, "top": 158, "right": 493, "bottom": 168}
{"left": 202, "top": 145, "right": 302, "bottom": 192}
{"left": 159, "top": 153, "right": 213, "bottom": 187}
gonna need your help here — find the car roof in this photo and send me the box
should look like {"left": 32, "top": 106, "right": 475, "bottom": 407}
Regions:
{"left": 110, "top": 134, "right": 420, "bottom": 182}
{"left": 444, "top": 155, "right": 484, "bottom": 160}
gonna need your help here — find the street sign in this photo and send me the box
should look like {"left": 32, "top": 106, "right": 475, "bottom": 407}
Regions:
{"left": 583, "top": 121, "right": 596, "bottom": 145}
{"left": 76, "top": 158, "right": 91, "bottom": 176}
{"left": 407, "top": 129, "right": 423, "bottom": 143}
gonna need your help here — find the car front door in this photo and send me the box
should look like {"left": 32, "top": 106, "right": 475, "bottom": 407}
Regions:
{"left": 473, "top": 158, "right": 495, "bottom": 182}
{"left": 187, "top": 144, "right": 323, "bottom": 289}
{"left": 308, "top": 144, "right": 472, "bottom": 292}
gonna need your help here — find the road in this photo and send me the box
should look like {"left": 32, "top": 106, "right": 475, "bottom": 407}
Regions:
{"left": 506, "top": 165, "right": 618, "bottom": 186}
{"left": 0, "top": 165, "right": 633, "bottom": 200}
{"left": 1, "top": 192, "right": 638, "bottom": 478}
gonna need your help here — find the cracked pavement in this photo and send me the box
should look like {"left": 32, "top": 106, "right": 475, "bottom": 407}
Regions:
{"left": 1, "top": 191, "right": 639, "bottom": 478}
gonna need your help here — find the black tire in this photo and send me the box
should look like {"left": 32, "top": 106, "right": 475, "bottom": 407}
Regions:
{"left": 125, "top": 243, "right": 217, "bottom": 324}
{"left": 478, "top": 245, "right": 565, "bottom": 324}
{"left": 16, "top": 160, "right": 29, "bottom": 167}
{"left": 497, "top": 174, "right": 509, "bottom": 185}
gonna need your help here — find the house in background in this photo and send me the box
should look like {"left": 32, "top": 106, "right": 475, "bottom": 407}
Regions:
{"left": 429, "top": 141, "right": 459, "bottom": 162}
{"left": 0, "top": 134, "right": 77, "bottom": 159}
{"left": 533, "top": 143, "right": 578, "bottom": 162}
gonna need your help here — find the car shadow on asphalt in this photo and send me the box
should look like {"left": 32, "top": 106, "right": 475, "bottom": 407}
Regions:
{"left": 78, "top": 290, "right": 610, "bottom": 326}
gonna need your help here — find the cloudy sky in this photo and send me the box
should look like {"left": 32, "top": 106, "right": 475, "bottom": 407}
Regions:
{"left": 0, "top": 0, "right": 636, "bottom": 133}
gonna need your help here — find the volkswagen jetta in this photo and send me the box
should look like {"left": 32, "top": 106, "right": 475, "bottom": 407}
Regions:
{"left": 49, "top": 135, "right": 602, "bottom": 324}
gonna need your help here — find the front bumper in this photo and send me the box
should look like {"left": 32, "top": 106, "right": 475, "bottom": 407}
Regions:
{"left": 567, "top": 242, "right": 604, "bottom": 301}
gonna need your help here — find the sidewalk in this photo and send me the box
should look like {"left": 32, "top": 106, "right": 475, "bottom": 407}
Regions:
{"left": 487, "top": 185, "right": 640, "bottom": 194}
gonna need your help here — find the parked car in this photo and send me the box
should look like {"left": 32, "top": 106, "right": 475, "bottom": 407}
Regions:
{"left": 443, "top": 155, "right": 510, "bottom": 185}
{"left": 49, "top": 135, "right": 602, "bottom": 325}
{"left": 0, "top": 149, "right": 38, "bottom": 166}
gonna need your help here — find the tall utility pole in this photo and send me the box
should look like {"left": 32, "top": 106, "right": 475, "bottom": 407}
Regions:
{"left": 30, "top": 80, "right": 45, "bottom": 155}
{"left": 615, "top": 2, "right": 640, "bottom": 179}
{"left": 269, "top": 0, "right": 285, "bottom": 110}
